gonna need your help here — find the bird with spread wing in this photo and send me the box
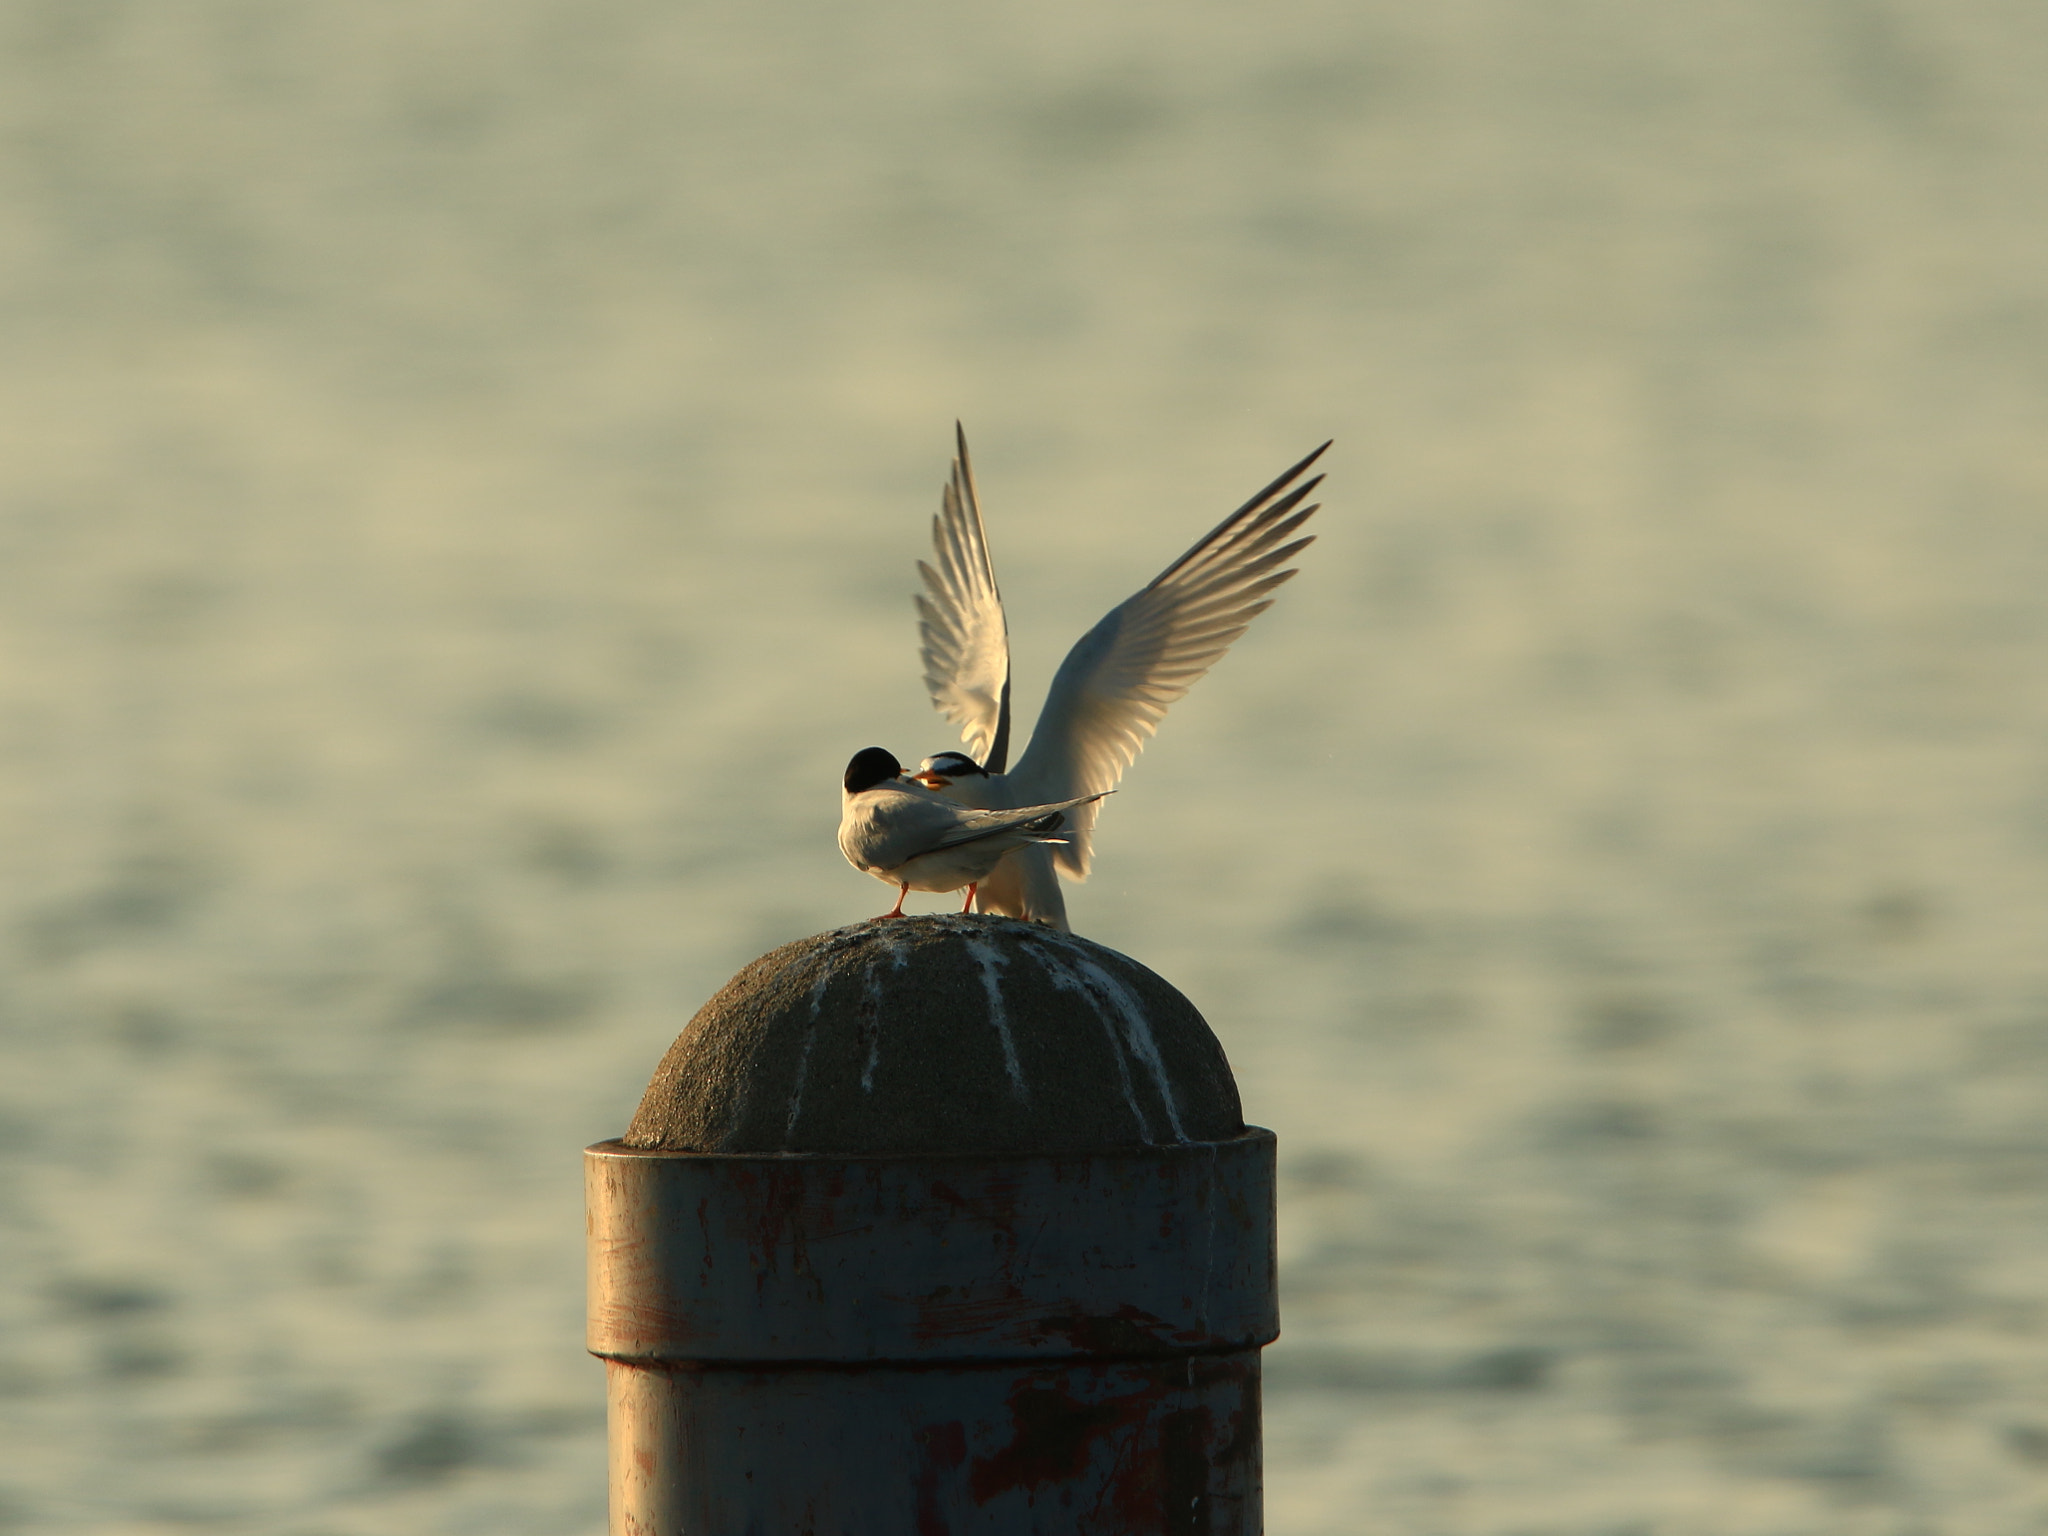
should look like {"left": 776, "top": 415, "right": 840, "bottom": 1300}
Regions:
{"left": 907, "top": 427, "right": 1327, "bottom": 930}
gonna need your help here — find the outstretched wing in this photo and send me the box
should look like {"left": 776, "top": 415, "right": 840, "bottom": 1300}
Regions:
{"left": 915, "top": 424, "right": 1013, "bottom": 773}
{"left": 1008, "top": 441, "right": 1329, "bottom": 879}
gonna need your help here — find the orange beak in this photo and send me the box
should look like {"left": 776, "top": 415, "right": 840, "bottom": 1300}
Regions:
{"left": 911, "top": 773, "right": 950, "bottom": 790}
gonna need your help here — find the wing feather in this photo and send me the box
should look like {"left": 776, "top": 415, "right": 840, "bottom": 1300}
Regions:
{"left": 916, "top": 424, "right": 1013, "bottom": 772}
{"left": 1008, "top": 442, "right": 1329, "bottom": 880}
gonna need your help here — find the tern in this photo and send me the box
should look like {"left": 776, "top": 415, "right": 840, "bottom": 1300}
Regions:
{"left": 910, "top": 428, "right": 1327, "bottom": 929}
{"left": 838, "top": 746, "right": 1110, "bottom": 920}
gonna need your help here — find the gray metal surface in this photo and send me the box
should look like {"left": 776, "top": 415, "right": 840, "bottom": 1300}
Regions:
{"left": 586, "top": 1130, "right": 1277, "bottom": 1364}
{"left": 591, "top": 921, "right": 1276, "bottom": 1532}
{"left": 605, "top": 1353, "right": 1262, "bottom": 1535}
{"left": 588, "top": 1130, "right": 1277, "bottom": 1531}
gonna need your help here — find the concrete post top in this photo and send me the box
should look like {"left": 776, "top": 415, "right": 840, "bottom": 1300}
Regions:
{"left": 625, "top": 914, "right": 1244, "bottom": 1155}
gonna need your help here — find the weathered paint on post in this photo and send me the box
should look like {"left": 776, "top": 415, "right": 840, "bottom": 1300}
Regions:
{"left": 602, "top": 1352, "right": 1262, "bottom": 1533}
{"left": 588, "top": 916, "right": 1278, "bottom": 1533}
{"left": 587, "top": 1135, "right": 1275, "bottom": 1362}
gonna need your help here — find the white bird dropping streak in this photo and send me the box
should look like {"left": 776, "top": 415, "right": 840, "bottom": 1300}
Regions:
{"left": 857, "top": 962, "right": 887, "bottom": 1094}
{"left": 1030, "top": 943, "right": 1188, "bottom": 1143}
{"left": 782, "top": 969, "right": 832, "bottom": 1138}
{"left": 961, "top": 932, "right": 1028, "bottom": 1101}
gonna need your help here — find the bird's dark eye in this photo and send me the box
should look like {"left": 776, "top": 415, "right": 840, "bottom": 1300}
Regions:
{"left": 843, "top": 747, "right": 903, "bottom": 793}
{"left": 930, "top": 753, "right": 983, "bottom": 775}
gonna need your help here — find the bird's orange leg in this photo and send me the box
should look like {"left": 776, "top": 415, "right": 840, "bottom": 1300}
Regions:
{"left": 959, "top": 883, "right": 978, "bottom": 914}
{"left": 880, "top": 884, "right": 910, "bottom": 919}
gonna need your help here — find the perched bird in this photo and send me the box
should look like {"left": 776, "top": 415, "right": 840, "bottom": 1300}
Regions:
{"left": 837, "top": 746, "right": 1108, "bottom": 920}
{"left": 911, "top": 428, "right": 1327, "bottom": 929}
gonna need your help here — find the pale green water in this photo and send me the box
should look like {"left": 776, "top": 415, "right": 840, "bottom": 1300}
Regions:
{"left": 3, "top": 2, "right": 2047, "bottom": 1531}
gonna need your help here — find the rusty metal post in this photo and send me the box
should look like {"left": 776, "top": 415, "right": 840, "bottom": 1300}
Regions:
{"left": 587, "top": 914, "right": 1278, "bottom": 1534}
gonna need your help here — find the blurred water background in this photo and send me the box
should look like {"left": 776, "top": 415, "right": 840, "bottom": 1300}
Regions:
{"left": 3, "top": 1, "right": 2047, "bottom": 1531}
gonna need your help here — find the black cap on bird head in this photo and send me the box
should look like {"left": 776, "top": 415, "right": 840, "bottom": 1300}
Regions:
{"left": 919, "top": 751, "right": 986, "bottom": 779}
{"left": 843, "top": 747, "right": 904, "bottom": 794}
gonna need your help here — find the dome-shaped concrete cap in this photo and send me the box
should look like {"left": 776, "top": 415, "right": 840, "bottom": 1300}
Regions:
{"left": 625, "top": 915, "right": 1244, "bottom": 1154}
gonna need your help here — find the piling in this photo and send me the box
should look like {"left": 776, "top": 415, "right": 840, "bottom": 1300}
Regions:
{"left": 586, "top": 913, "right": 1278, "bottom": 1533}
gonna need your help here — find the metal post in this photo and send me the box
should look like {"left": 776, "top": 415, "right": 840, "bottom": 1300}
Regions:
{"left": 587, "top": 914, "right": 1278, "bottom": 1534}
